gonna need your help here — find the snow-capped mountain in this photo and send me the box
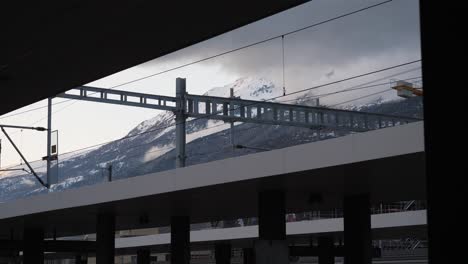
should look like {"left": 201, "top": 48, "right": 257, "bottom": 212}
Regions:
{"left": 205, "top": 77, "right": 280, "bottom": 99}
{"left": 0, "top": 77, "right": 278, "bottom": 199}
{"left": 0, "top": 77, "right": 423, "bottom": 202}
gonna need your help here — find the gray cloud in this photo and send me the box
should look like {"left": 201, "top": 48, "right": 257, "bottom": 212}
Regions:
{"left": 140, "top": 0, "right": 421, "bottom": 105}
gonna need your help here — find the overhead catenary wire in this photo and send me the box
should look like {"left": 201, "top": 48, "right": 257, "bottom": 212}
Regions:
{"left": 268, "top": 60, "right": 421, "bottom": 102}
{"left": 179, "top": 60, "right": 422, "bottom": 129}
{"left": 278, "top": 76, "right": 422, "bottom": 103}
{"left": 0, "top": 0, "right": 424, "bottom": 187}
{"left": 0, "top": 99, "right": 84, "bottom": 144}
{"left": 1, "top": 122, "right": 231, "bottom": 175}
{"left": 0, "top": 121, "right": 229, "bottom": 172}
{"left": 329, "top": 88, "right": 394, "bottom": 107}
{"left": 2, "top": 71, "right": 420, "bottom": 154}
{"left": 189, "top": 89, "right": 418, "bottom": 159}
{"left": 102, "top": 0, "right": 394, "bottom": 91}
{"left": 189, "top": 78, "right": 424, "bottom": 149}
{"left": 0, "top": 100, "right": 71, "bottom": 121}
{"left": 67, "top": 122, "right": 230, "bottom": 162}
{"left": 0, "top": 0, "right": 400, "bottom": 166}
{"left": 188, "top": 122, "right": 319, "bottom": 159}
{"left": 0, "top": 0, "right": 395, "bottom": 122}
{"left": 2, "top": 65, "right": 422, "bottom": 162}
{"left": 0, "top": 59, "right": 422, "bottom": 171}
{"left": 2, "top": 102, "right": 319, "bottom": 172}
{"left": 0, "top": 87, "right": 418, "bottom": 179}
{"left": 55, "top": 60, "right": 422, "bottom": 159}
{"left": 277, "top": 66, "right": 422, "bottom": 103}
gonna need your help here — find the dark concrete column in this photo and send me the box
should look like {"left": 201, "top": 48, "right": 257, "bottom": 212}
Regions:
{"left": 96, "top": 213, "right": 115, "bottom": 264}
{"left": 419, "top": 2, "right": 466, "bottom": 263}
{"left": 137, "top": 249, "right": 151, "bottom": 264}
{"left": 243, "top": 248, "right": 255, "bottom": 264}
{"left": 255, "top": 190, "right": 288, "bottom": 264}
{"left": 215, "top": 243, "right": 231, "bottom": 264}
{"left": 171, "top": 216, "right": 190, "bottom": 264}
{"left": 75, "top": 254, "right": 88, "bottom": 264}
{"left": 258, "top": 190, "right": 286, "bottom": 240}
{"left": 23, "top": 228, "right": 44, "bottom": 264}
{"left": 344, "top": 194, "right": 371, "bottom": 264}
{"left": 0, "top": 250, "right": 19, "bottom": 264}
{"left": 318, "top": 236, "right": 334, "bottom": 264}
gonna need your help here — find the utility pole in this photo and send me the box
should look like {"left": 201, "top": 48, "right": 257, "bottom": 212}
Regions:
{"left": 175, "top": 78, "right": 187, "bottom": 168}
{"left": 230, "top": 88, "right": 235, "bottom": 149}
{"left": 107, "top": 164, "right": 112, "bottom": 182}
{"left": 46, "top": 97, "right": 52, "bottom": 188}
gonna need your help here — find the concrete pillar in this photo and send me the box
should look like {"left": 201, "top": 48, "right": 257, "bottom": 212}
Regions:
{"left": 23, "top": 228, "right": 44, "bottom": 264}
{"left": 419, "top": 1, "right": 465, "bottom": 263}
{"left": 96, "top": 213, "right": 115, "bottom": 264}
{"left": 258, "top": 190, "right": 286, "bottom": 240}
{"left": 255, "top": 190, "right": 288, "bottom": 264}
{"left": 137, "top": 249, "right": 151, "bottom": 264}
{"left": 243, "top": 248, "right": 254, "bottom": 264}
{"left": 344, "top": 194, "right": 371, "bottom": 264}
{"left": 175, "top": 77, "right": 187, "bottom": 169}
{"left": 215, "top": 244, "right": 231, "bottom": 264}
{"left": 318, "top": 236, "right": 334, "bottom": 264}
{"left": 171, "top": 216, "right": 190, "bottom": 264}
{"left": 75, "top": 254, "right": 88, "bottom": 264}
{"left": 0, "top": 250, "right": 19, "bottom": 264}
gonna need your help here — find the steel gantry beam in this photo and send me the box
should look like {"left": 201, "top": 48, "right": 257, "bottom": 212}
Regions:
{"left": 56, "top": 78, "right": 421, "bottom": 169}
{"left": 184, "top": 94, "right": 419, "bottom": 131}
{"left": 58, "top": 86, "right": 178, "bottom": 112}
{"left": 57, "top": 81, "right": 420, "bottom": 132}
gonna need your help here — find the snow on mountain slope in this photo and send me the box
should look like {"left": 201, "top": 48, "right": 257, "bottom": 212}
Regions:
{"left": 0, "top": 77, "right": 279, "bottom": 200}
{"left": 125, "top": 77, "right": 276, "bottom": 138}
{"left": 0, "top": 77, "right": 423, "bottom": 202}
{"left": 205, "top": 77, "right": 279, "bottom": 99}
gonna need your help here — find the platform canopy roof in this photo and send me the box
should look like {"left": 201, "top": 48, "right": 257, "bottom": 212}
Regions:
{"left": 0, "top": 1, "right": 308, "bottom": 115}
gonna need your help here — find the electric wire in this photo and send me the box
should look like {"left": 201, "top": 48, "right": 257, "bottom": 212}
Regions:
{"left": 0, "top": 0, "right": 401, "bottom": 166}
{"left": 102, "top": 0, "right": 394, "bottom": 91}
{"left": 329, "top": 88, "right": 394, "bottom": 107}
{"left": 0, "top": 0, "right": 395, "bottom": 122}
{"left": 0, "top": 60, "right": 421, "bottom": 171}
{"left": 279, "top": 76, "right": 422, "bottom": 103}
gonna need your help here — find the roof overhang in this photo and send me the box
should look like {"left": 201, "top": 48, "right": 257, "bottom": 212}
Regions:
{"left": 0, "top": 1, "right": 309, "bottom": 115}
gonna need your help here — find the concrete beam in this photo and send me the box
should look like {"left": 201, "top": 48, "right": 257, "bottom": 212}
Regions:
{"left": 114, "top": 210, "right": 427, "bottom": 253}
{"left": 288, "top": 245, "right": 382, "bottom": 258}
{"left": 0, "top": 240, "right": 96, "bottom": 252}
{"left": 0, "top": 123, "right": 425, "bottom": 241}
{"left": 45, "top": 240, "right": 96, "bottom": 253}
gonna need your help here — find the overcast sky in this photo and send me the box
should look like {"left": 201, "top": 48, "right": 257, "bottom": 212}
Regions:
{"left": 0, "top": 0, "right": 421, "bottom": 169}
